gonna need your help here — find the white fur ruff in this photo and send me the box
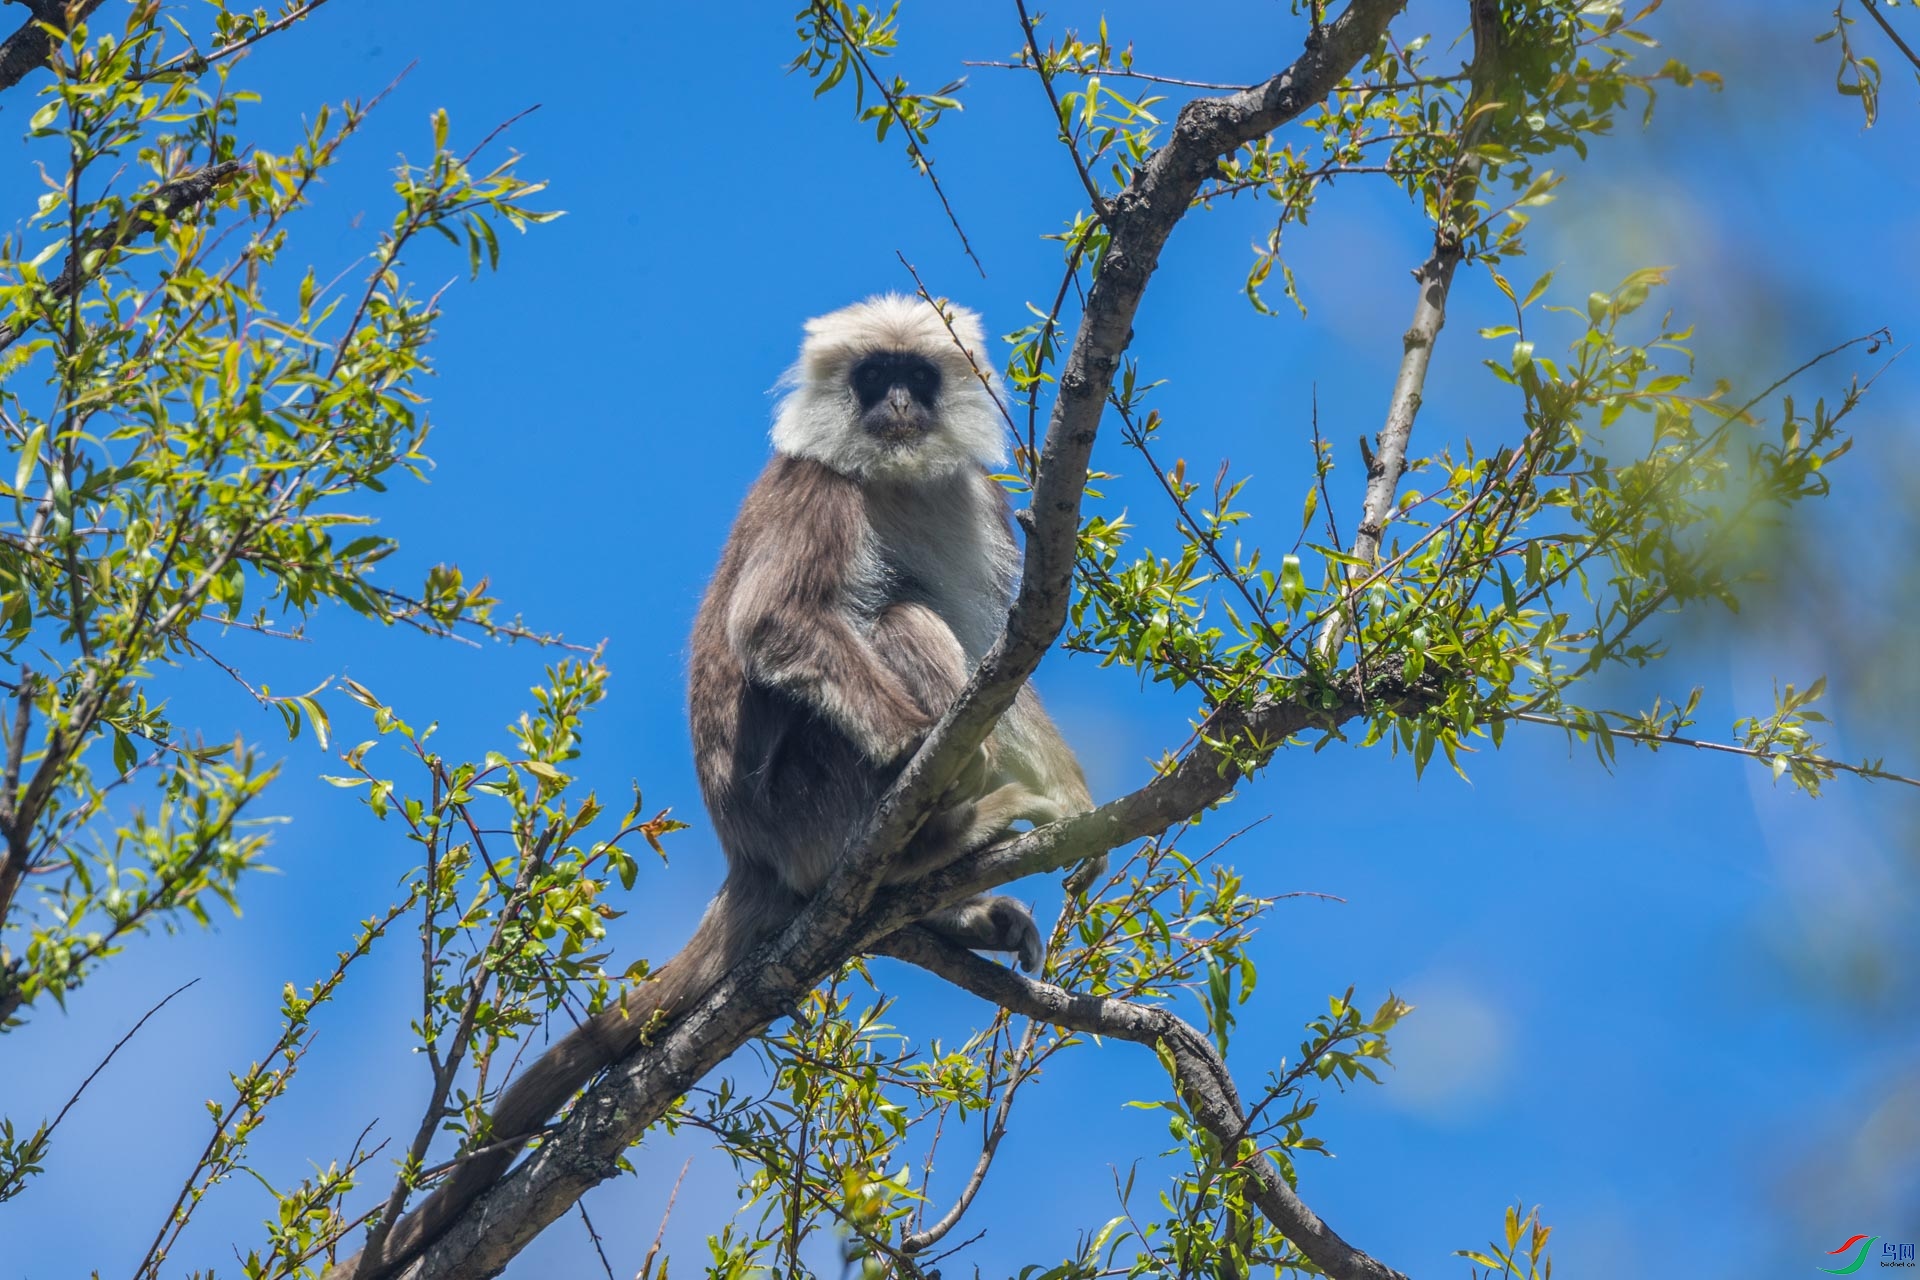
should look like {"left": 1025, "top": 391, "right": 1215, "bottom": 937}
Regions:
{"left": 771, "top": 293, "right": 1008, "bottom": 481}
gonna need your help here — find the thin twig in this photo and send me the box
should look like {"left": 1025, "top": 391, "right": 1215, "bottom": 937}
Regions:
{"left": 963, "top": 59, "right": 1255, "bottom": 91}
{"left": 1509, "top": 712, "right": 1920, "bottom": 787}
{"left": 577, "top": 1203, "right": 617, "bottom": 1280}
{"left": 1014, "top": 0, "right": 1114, "bottom": 223}
{"left": 134, "top": 0, "right": 334, "bottom": 82}
{"left": 902, "top": 1019, "right": 1041, "bottom": 1252}
{"left": 895, "top": 252, "right": 1020, "bottom": 443}
{"left": 1860, "top": 0, "right": 1920, "bottom": 74}
{"left": 812, "top": 1, "right": 983, "bottom": 275}
{"left": 635, "top": 1158, "right": 691, "bottom": 1280}
{"left": 44, "top": 979, "right": 199, "bottom": 1136}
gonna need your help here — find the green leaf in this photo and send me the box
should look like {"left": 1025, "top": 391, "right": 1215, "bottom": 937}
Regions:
{"left": 1278, "top": 555, "right": 1307, "bottom": 611}
{"left": 13, "top": 425, "right": 44, "bottom": 495}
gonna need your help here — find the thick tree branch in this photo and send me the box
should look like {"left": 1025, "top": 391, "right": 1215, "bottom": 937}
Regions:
{"left": 0, "top": 0, "right": 103, "bottom": 95}
{"left": 828, "top": 0, "right": 1410, "bottom": 928}
{"left": 925, "top": 667, "right": 1437, "bottom": 905}
{"left": 371, "top": 5, "right": 1409, "bottom": 1274}
{"left": 877, "top": 929, "right": 1412, "bottom": 1280}
{"left": 381, "top": 660, "right": 1435, "bottom": 1278}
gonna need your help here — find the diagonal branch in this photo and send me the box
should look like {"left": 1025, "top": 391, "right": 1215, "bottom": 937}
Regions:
{"left": 0, "top": 0, "right": 104, "bottom": 96}
{"left": 382, "top": 662, "right": 1438, "bottom": 1279}
{"left": 822, "top": 0, "right": 1411, "bottom": 938}
{"left": 1014, "top": 0, "right": 1114, "bottom": 223}
{"left": 1860, "top": 0, "right": 1920, "bottom": 75}
{"left": 876, "top": 928, "right": 1411, "bottom": 1280}
{"left": 900, "top": 1019, "right": 1039, "bottom": 1254}
{"left": 370, "top": 5, "right": 1411, "bottom": 1274}
{"left": 809, "top": 0, "right": 984, "bottom": 276}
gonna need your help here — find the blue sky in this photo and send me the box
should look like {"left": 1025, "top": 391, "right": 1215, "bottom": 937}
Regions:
{"left": 9, "top": 1, "right": 1920, "bottom": 1276}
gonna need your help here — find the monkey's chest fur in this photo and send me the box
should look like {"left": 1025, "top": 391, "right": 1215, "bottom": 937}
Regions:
{"left": 688, "top": 457, "right": 1023, "bottom": 904}
{"left": 858, "top": 475, "right": 1016, "bottom": 655}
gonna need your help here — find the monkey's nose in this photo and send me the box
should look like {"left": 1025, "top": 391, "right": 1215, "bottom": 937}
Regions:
{"left": 886, "top": 385, "right": 914, "bottom": 415}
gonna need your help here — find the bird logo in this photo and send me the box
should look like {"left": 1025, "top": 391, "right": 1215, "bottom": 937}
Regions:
{"left": 1820, "top": 1235, "right": 1879, "bottom": 1275}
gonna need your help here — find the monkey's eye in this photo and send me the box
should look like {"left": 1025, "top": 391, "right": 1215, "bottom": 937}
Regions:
{"left": 905, "top": 363, "right": 940, "bottom": 402}
{"left": 851, "top": 363, "right": 888, "bottom": 397}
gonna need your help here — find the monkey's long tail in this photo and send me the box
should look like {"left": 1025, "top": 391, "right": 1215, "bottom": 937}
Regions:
{"left": 331, "top": 880, "right": 770, "bottom": 1280}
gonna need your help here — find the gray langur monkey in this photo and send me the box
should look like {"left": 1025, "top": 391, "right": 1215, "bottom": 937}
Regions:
{"left": 334, "top": 295, "right": 1095, "bottom": 1280}
{"left": 690, "top": 291, "right": 1098, "bottom": 968}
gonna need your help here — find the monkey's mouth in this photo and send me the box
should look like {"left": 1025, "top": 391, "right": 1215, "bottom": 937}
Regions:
{"left": 862, "top": 407, "right": 934, "bottom": 444}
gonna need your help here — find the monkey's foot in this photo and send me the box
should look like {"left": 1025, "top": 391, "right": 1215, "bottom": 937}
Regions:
{"left": 924, "top": 895, "right": 1044, "bottom": 972}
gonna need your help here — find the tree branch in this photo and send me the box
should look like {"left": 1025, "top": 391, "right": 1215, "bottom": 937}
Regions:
{"left": 809, "top": 0, "right": 984, "bottom": 276}
{"left": 1319, "top": 0, "right": 1502, "bottom": 657}
{"left": 379, "top": 657, "right": 1435, "bottom": 1278}
{"left": 876, "top": 928, "right": 1411, "bottom": 1280}
{"left": 0, "top": 0, "right": 104, "bottom": 96}
{"left": 1508, "top": 711, "right": 1920, "bottom": 788}
{"left": 369, "top": 4, "right": 1410, "bottom": 1273}
{"left": 825, "top": 0, "right": 1410, "bottom": 933}
{"left": 1014, "top": 0, "right": 1113, "bottom": 223}
{"left": 1860, "top": 0, "right": 1920, "bottom": 76}
{"left": 900, "top": 1019, "right": 1039, "bottom": 1254}
{"left": 0, "top": 159, "right": 244, "bottom": 355}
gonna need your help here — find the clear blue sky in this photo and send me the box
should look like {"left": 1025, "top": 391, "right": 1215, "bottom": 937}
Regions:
{"left": 10, "top": 2, "right": 1920, "bottom": 1276}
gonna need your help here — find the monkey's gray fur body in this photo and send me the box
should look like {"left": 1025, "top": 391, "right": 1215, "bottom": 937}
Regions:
{"left": 336, "top": 296, "right": 1092, "bottom": 1279}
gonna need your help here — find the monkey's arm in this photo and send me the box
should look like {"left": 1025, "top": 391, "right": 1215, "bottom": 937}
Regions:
{"left": 724, "top": 468, "right": 952, "bottom": 763}
{"left": 730, "top": 592, "right": 940, "bottom": 762}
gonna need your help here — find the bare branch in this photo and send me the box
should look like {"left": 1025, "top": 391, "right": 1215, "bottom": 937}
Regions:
{"left": 0, "top": 977, "right": 200, "bottom": 1197}
{"left": 1860, "top": 0, "right": 1920, "bottom": 75}
{"left": 877, "top": 929, "right": 1411, "bottom": 1280}
{"left": 635, "top": 1158, "right": 690, "bottom": 1280}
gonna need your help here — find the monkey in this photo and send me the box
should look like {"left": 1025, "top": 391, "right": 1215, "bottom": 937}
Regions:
{"left": 689, "top": 292, "right": 1098, "bottom": 968}
{"left": 332, "top": 295, "right": 1095, "bottom": 1279}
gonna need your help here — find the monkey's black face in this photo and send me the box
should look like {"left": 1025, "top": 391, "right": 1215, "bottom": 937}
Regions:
{"left": 850, "top": 351, "right": 943, "bottom": 444}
